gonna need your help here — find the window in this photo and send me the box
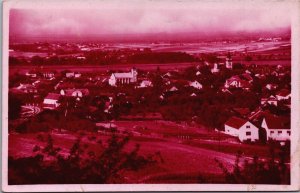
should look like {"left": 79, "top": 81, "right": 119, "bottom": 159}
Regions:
{"left": 278, "top": 131, "right": 282, "bottom": 134}
{"left": 246, "top": 131, "right": 251, "bottom": 136}
{"left": 246, "top": 125, "right": 250, "bottom": 128}
{"left": 270, "top": 131, "right": 274, "bottom": 134}
{"left": 287, "top": 131, "right": 291, "bottom": 135}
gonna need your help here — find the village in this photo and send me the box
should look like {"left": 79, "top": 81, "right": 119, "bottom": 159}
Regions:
{"left": 4, "top": 0, "right": 296, "bottom": 186}
{"left": 9, "top": 51, "right": 291, "bottom": 145}
{"left": 7, "top": 37, "right": 292, "bottom": 184}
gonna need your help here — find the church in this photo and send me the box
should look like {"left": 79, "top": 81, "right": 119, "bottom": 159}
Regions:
{"left": 108, "top": 68, "right": 138, "bottom": 86}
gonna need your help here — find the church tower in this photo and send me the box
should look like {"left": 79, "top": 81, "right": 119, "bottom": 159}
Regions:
{"left": 225, "top": 53, "right": 233, "bottom": 69}
{"left": 131, "top": 68, "right": 138, "bottom": 82}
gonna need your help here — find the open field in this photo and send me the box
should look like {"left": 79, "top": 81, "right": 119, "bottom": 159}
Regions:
{"left": 150, "top": 41, "right": 290, "bottom": 53}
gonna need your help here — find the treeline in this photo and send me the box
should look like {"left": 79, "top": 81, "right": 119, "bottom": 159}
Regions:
{"left": 9, "top": 51, "right": 198, "bottom": 66}
{"left": 127, "top": 52, "right": 198, "bottom": 64}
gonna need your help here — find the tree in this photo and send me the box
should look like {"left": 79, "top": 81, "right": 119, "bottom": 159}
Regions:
{"left": 215, "top": 146, "right": 290, "bottom": 184}
{"left": 9, "top": 94, "right": 22, "bottom": 120}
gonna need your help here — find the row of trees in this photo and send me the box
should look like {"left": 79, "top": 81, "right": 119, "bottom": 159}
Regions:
{"left": 9, "top": 51, "right": 199, "bottom": 66}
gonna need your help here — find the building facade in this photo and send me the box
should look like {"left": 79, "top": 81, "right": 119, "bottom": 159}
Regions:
{"left": 43, "top": 93, "right": 61, "bottom": 109}
{"left": 108, "top": 68, "right": 138, "bottom": 86}
{"left": 261, "top": 116, "right": 290, "bottom": 142}
{"left": 224, "top": 116, "right": 259, "bottom": 142}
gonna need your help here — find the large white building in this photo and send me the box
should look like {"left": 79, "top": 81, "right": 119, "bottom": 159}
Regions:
{"left": 108, "top": 68, "right": 138, "bottom": 86}
{"left": 224, "top": 116, "right": 259, "bottom": 142}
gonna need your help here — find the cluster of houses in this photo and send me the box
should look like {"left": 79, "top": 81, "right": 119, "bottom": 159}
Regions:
{"left": 11, "top": 54, "right": 291, "bottom": 145}
{"left": 224, "top": 114, "right": 290, "bottom": 145}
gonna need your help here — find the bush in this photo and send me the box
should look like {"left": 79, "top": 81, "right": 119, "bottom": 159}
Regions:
{"left": 215, "top": 146, "right": 290, "bottom": 184}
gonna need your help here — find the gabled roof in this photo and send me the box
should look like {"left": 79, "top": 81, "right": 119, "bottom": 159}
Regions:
{"left": 241, "top": 73, "right": 253, "bottom": 81}
{"left": 268, "top": 95, "right": 277, "bottom": 101}
{"left": 263, "top": 115, "right": 290, "bottom": 130}
{"left": 112, "top": 72, "right": 133, "bottom": 79}
{"left": 225, "top": 116, "right": 248, "bottom": 129}
{"left": 45, "top": 93, "right": 60, "bottom": 100}
{"left": 169, "top": 86, "right": 178, "bottom": 92}
{"left": 227, "top": 75, "right": 242, "bottom": 82}
{"left": 276, "top": 89, "right": 290, "bottom": 97}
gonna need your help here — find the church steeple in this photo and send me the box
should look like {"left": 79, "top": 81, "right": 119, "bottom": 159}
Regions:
{"left": 225, "top": 52, "right": 233, "bottom": 69}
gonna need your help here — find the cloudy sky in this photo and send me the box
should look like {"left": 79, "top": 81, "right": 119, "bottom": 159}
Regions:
{"left": 9, "top": 0, "right": 292, "bottom": 39}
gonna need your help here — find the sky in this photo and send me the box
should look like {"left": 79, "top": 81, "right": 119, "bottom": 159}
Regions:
{"left": 9, "top": 0, "right": 292, "bottom": 40}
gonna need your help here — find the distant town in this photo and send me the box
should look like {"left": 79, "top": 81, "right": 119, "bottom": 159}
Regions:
{"left": 8, "top": 37, "right": 291, "bottom": 184}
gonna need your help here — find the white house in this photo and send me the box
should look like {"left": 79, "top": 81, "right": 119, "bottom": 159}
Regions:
{"left": 265, "top": 83, "right": 278, "bottom": 91}
{"left": 162, "top": 72, "right": 172, "bottom": 78}
{"left": 42, "top": 71, "right": 55, "bottom": 79}
{"left": 211, "top": 63, "right": 220, "bottom": 73}
{"left": 43, "top": 93, "right": 61, "bottom": 109}
{"left": 169, "top": 86, "right": 178, "bottom": 92}
{"left": 66, "top": 72, "right": 75, "bottom": 78}
{"left": 25, "top": 71, "right": 37, "bottom": 78}
{"left": 60, "top": 89, "right": 89, "bottom": 98}
{"left": 261, "top": 115, "right": 290, "bottom": 142}
{"left": 139, "top": 80, "right": 152, "bottom": 88}
{"left": 66, "top": 72, "right": 81, "bottom": 78}
{"left": 224, "top": 75, "right": 252, "bottom": 89}
{"left": 196, "top": 71, "right": 201, "bottom": 76}
{"left": 108, "top": 68, "right": 138, "bottom": 86}
{"left": 261, "top": 95, "right": 278, "bottom": 106}
{"left": 189, "top": 81, "right": 203, "bottom": 90}
{"left": 16, "top": 83, "right": 37, "bottom": 93}
{"left": 74, "top": 73, "right": 82, "bottom": 78}
{"left": 224, "top": 116, "right": 259, "bottom": 142}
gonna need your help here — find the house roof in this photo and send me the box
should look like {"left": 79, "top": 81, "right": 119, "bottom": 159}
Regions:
{"left": 225, "top": 116, "right": 248, "bottom": 129}
{"left": 276, "top": 89, "right": 290, "bottom": 97}
{"left": 112, "top": 72, "right": 133, "bottom": 79}
{"left": 45, "top": 93, "right": 60, "bottom": 100}
{"left": 227, "top": 75, "right": 241, "bottom": 83}
{"left": 169, "top": 86, "right": 178, "bottom": 92}
{"left": 241, "top": 73, "right": 253, "bottom": 81}
{"left": 264, "top": 115, "right": 290, "bottom": 130}
{"left": 268, "top": 95, "right": 277, "bottom": 101}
